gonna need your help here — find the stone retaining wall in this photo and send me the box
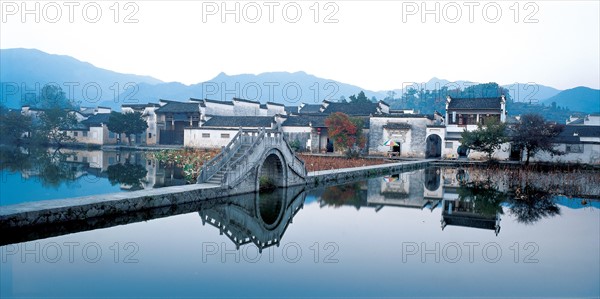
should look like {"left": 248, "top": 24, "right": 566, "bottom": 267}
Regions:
{"left": 0, "top": 160, "right": 430, "bottom": 231}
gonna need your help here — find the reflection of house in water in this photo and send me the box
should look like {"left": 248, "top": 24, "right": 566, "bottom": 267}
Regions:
{"left": 197, "top": 187, "right": 305, "bottom": 252}
{"left": 366, "top": 169, "right": 442, "bottom": 212}
{"left": 315, "top": 167, "right": 503, "bottom": 235}
{"left": 441, "top": 199, "right": 501, "bottom": 236}
{"left": 440, "top": 168, "right": 502, "bottom": 235}
{"left": 63, "top": 149, "right": 187, "bottom": 190}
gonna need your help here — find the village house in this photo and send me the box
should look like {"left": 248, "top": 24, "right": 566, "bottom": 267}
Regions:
{"left": 529, "top": 114, "right": 600, "bottom": 164}
{"left": 154, "top": 100, "right": 202, "bottom": 145}
{"left": 281, "top": 114, "right": 329, "bottom": 153}
{"left": 184, "top": 115, "right": 277, "bottom": 148}
{"left": 443, "top": 95, "right": 510, "bottom": 160}
{"left": 279, "top": 100, "right": 388, "bottom": 153}
{"left": 121, "top": 103, "right": 161, "bottom": 145}
{"left": 368, "top": 113, "right": 443, "bottom": 158}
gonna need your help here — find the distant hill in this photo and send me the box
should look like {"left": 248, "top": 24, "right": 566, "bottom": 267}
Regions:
{"left": 501, "top": 83, "right": 561, "bottom": 103}
{"left": 0, "top": 48, "right": 385, "bottom": 110}
{"left": 0, "top": 48, "right": 163, "bottom": 108}
{"left": 115, "top": 71, "right": 386, "bottom": 109}
{"left": 382, "top": 77, "right": 561, "bottom": 103}
{"left": 542, "top": 87, "right": 600, "bottom": 113}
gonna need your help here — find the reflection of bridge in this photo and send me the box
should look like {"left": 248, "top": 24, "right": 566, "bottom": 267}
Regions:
{"left": 198, "top": 129, "right": 307, "bottom": 193}
{"left": 198, "top": 186, "right": 305, "bottom": 252}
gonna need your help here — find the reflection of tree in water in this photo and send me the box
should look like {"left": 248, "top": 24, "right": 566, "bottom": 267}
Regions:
{"left": 321, "top": 182, "right": 366, "bottom": 209}
{"left": 1, "top": 146, "right": 80, "bottom": 188}
{"left": 457, "top": 179, "right": 505, "bottom": 217}
{"left": 509, "top": 184, "right": 560, "bottom": 225}
{"left": 0, "top": 146, "right": 32, "bottom": 173}
{"left": 106, "top": 163, "right": 148, "bottom": 190}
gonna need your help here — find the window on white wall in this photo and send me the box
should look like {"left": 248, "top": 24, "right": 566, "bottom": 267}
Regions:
{"left": 202, "top": 133, "right": 210, "bottom": 138}
{"left": 566, "top": 144, "right": 583, "bottom": 153}
{"left": 221, "top": 133, "right": 230, "bottom": 138}
{"left": 445, "top": 142, "right": 453, "bottom": 149}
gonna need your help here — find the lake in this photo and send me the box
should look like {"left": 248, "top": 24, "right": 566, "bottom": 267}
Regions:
{"left": 1, "top": 148, "right": 599, "bottom": 298}
{"left": 0, "top": 147, "right": 188, "bottom": 206}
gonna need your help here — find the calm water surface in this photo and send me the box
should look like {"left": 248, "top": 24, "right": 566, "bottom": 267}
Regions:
{"left": 1, "top": 151, "right": 599, "bottom": 298}
{"left": 0, "top": 147, "right": 186, "bottom": 205}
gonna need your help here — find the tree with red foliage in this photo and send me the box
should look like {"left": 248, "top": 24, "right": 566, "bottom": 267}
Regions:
{"left": 325, "top": 112, "right": 366, "bottom": 156}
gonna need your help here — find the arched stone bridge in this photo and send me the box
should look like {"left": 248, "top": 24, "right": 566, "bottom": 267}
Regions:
{"left": 197, "top": 129, "right": 307, "bottom": 193}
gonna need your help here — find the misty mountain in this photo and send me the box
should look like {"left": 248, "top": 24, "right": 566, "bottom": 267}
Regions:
{"left": 0, "top": 48, "right": 163, "bottom": 108}
{"left": 542, "top": 87, "right": 600, "bottom": 113}
{"left": 114, "top": 71, "right": 387, "bottom": 109}
{"left": 0, "top": 48, "right": 386, "bottom": 110}
{"left": 1, "top": 48, "right": 594, "bottom": 114}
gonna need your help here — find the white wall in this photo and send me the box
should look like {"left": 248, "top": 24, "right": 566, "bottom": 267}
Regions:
{"left": 184, "top": 128, "right": 238, "bottom": 148}
{"left": 529, "top": 143, "right": 600, "bottom": 164}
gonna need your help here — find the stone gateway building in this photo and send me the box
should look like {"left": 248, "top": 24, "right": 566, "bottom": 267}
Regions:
{"left": 368, "top": 114, "right": 444, "bottom": 158}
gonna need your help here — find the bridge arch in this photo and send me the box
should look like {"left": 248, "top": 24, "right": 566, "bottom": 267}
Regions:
{"left": 255, "top": 148, "right": 288, "bottom": 191}
{"left": 198, "top": 129, "right": 307, "bottom": 193}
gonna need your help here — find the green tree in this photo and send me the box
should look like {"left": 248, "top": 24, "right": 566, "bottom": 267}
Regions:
{"left": 22, "top": 84, "right": 78, "bottom": 109}
{"left": 460, "top": 118, "right": 508, "bottom": 160}
{"left": 0, "top": 110, "right": 32, "bottom": 145}
{"left": 36, "top": 106, "right": 78, "bottom": 146}
{"left": 107, "top": 112, "right": 148, "bottom": 145}
{"left": 512, "top": 113, "right": 564, "bottom": 165}
{"left": 384, "top": 90, "right": 396, "bottom": 102}
{"left": 348, "top": 91, "right": 371, "bottom": 104}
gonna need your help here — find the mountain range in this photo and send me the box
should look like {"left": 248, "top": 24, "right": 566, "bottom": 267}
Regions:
{"left": 1, "top": 48, "right": 598, "bottom": 113}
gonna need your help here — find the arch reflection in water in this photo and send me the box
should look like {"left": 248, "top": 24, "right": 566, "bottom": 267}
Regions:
{"left": 198, "top": 185, "right": 306, "bottom": 252}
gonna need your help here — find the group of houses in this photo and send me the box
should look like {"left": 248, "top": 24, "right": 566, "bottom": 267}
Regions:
{"left": 18, "top": 95, "right": 600, "bottom": 164}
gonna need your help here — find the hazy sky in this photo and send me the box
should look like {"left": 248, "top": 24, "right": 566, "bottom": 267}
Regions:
{"left": 1, "top": 1, "right": 599, "bottom": 90}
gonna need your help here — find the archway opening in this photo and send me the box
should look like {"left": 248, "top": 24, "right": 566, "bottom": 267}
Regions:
{"left": 426, "top": 135, "right": 442, "bottom": 158}
{"left": 259, "top": 153, "right": 285, "bottom": 192}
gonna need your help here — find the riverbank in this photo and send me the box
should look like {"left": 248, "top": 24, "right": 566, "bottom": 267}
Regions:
{"left": 0, "top": 159, "right": 432, "bottom": 234}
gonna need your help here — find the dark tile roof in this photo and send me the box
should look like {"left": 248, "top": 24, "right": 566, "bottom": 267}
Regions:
{"left": 372, "top": 114, "right": 435, "bottom": 120}
{"left": 202, "top": 116, "right": 275, "bottom": 128}
{"left": 448, "top": 97, "right": 502, "bottom": 110}
{"left": 260, "top": 104, "right": 267, "bottom": 109}
{"left": 568, "top": 118, "right": 585, "bottom": 125}
{"left": 267, "top": 101, "right": 285, "bottom": 107}
{"left": 233, "top": 97, "right": 260, "bottom": 104}
{"left": 82, "top": 113, "right": 111, "bottom": 127}
{"left": 122, "top": 103, "right": 160, "bottom": 109}
{"left": 282, "top": 115, "right": 328, "bottom": 127}
{"left": 285, "top": 106, "right": 298, "bottom": 114}
{"left": 298, "top": 104, "right": 322, "bottom": 114}
{"left": 554, "top": 125, "right": 600, "bottom": 144}
{"left": 282, "top": 115, "right": 370, "bottom": 129}
{"left": 188, "top": 98, "right": 207, "bottom": 107}
{"left": 323, "top": 102, "right": 380, "bottom": 115}
{"left": 383, "top": 123, "right": 412, "bottom": 130}
{"left": 203, "top": 98, "right": 234, "bottom": 106}
{"left": 155, "top": 101, "right": 201, "bottom": 113}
